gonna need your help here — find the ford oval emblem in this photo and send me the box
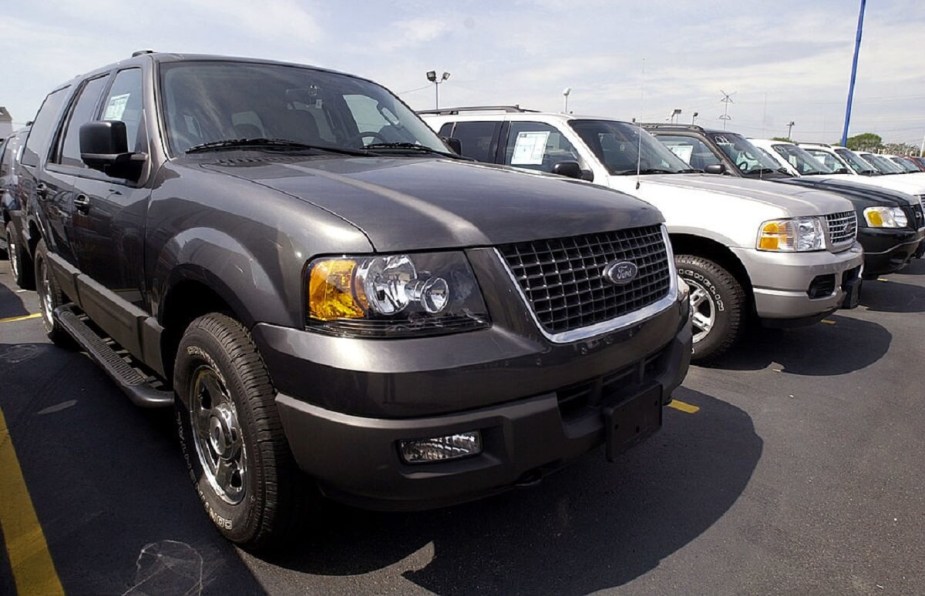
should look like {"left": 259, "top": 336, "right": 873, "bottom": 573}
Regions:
{"left": 602, "top": 260, "right": 638, "bottom": 286}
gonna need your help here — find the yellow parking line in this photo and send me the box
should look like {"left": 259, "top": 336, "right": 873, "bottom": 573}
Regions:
{"left": 821, "top": 319, "right": 836, "bottom": 325}
{"left": 668, "top": 399, "right": 700, "bottom": 414}
{"left": 0, "top": 313, "right": 42, "bottom": 324}
{"left": 0, "top": 407, "right": 64, "bottom": 596}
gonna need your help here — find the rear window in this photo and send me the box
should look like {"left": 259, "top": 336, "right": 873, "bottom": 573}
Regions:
{"left": 21, "top": 87, "right": 70, "bottom": 167}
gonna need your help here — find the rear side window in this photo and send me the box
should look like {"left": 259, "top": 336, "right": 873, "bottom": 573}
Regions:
{"left": 447, "top": 121, "right": 500, "bottom": 163}
{"left": 56, "top": 75, "right": 110, "bottom": 168}
{"left": 21, "top": 87, "right": 70, "bottom": 167}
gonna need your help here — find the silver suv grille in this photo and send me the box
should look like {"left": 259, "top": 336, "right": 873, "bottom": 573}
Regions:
{"left": 915, "top": 196, "right": 925, "bottom": 230}
{"left": 826, "top": 211, "right": 857, "bottom": 248}
{"left": 498, "top": 225, "right": 672, "bottom": 335}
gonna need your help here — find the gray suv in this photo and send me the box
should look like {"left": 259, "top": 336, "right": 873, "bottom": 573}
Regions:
{"left": 16, "top": 53, "right": 691, "bottom": 548}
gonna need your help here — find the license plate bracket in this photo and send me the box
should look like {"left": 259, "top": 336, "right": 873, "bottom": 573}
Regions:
{"left": 603, "top": 384, "right": 663, "bottom": 462}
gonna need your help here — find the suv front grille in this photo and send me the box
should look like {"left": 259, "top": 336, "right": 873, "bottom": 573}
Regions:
{"left": 826, "top": 211, "right": 857, "bottom": 248}
{"left": 914, "top": 196, "right": 924, "bottom": 230}
{"left": 498, "top": 225, "right": 671, "bottom": 335}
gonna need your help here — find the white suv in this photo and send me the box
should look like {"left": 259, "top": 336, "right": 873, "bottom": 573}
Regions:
{"left": 422, "top": 107, "right": 864, "bottom": 362}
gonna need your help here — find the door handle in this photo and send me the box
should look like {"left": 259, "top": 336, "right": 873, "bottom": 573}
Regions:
{"left": 74, "top": 194, "right": 91, "bottom": 213}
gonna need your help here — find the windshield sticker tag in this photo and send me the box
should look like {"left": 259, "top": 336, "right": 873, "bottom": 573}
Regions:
{"left": 668, "top": 145, "right": 693, "bottom": 164}
{"left": 511, "top": 131, "right": 550, "bottom": 165}
{"left": 104, "top": 94, "right": 130, "bottom": 120}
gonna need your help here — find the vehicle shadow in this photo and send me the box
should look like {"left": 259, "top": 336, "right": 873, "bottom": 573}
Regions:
{"left": 703, "top": 313, "right": 890, "bottom": 375}
{"left": 0, "top": 273, "right": 30, "bottom": 319}
{"left": 859, "top": 277, "right": 925, "bottom": 314}
{"left": 256, "top": 388, "right": 761, "bottom": 594}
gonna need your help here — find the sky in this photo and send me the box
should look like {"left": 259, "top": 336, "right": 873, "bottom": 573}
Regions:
{"left": 2, "top": 0, "right": 923, "bottom": 146}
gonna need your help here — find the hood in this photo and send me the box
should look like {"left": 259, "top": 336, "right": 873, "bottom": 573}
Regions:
{"left": 778, "top": 177, "right": 919, "bottom": 208}
{"left": 198, "top": 155, "right": 662, "bottom": 252}
{"left": 609, "top": 173, "right": 854, "bottom": 216}
{"left": 811, "top": 173, "right": 925, "bottom": 197}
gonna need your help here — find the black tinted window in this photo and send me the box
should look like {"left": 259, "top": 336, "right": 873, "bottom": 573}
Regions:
{"left": 449, "top": 121, "right": 500, "bottom": 162}
{"left": 21, "top": 87, "right": 70, "bottom": 167}
{"left": 58, "top": 75, "right": 110, "bottom": 167}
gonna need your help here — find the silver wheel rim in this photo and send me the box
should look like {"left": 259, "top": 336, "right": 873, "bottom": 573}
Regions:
{"left": 8, "top": 229, "right": 19, "bottom": 280}
{"left": 686, "top": 278, "right": 716, "bottom": 344}
{"left": 190, "top": 366, "right": 247, "bottom": 505}
{"left": 38, "top": 260, "right": 55, "bottom": 333}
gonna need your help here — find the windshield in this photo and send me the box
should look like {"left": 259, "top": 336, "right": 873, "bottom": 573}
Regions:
{"left": 834, "top": 148, "right": 879, "bottom": 175}
{"left": 568, "top": 119, "right": 692, "bottom": 175}
{"left": 801, "top": 147, "right": 851, "bottom": 174}
{"left": 707, "top": 132, "right": 783, "bottom": 175}
{"left": 159, "top": 61, "right": 448, "bottom": 156}
{"left": 890, "top": 157, "right": 920, "bottom": 173}
{"left": 772, "top": 143, "right": 834, "bottom": 175}
{"left": 860, "top": 152, "right": 906, "bottom": 174}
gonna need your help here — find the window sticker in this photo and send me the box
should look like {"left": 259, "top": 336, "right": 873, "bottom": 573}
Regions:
{"left": 667, "top": 144, "right": 693, "bottom": 163}
{"left": 104, "top": 93, "right": 130, "bottom": 120}
{"left": 511, "top": 131, "right": 550, "bottom": 165}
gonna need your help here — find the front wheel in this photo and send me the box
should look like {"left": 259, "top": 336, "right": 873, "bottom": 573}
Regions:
{"left": 676, "top": 254, "right": 746, "bottom": 363}
{"left": 174, "top": 313, "right": 312, "bottom": 549}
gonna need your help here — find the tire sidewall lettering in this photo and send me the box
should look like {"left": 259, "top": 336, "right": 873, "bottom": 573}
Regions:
{"left": 678, "top": 268, "right": 726, "bottom": 312}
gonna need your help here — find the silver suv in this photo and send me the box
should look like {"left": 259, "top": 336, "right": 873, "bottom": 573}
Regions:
{"left": 422, "top": 107, "right": 864, "bottom": 362}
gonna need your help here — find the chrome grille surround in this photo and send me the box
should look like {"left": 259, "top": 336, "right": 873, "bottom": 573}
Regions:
{"left": 825, "top": 210, "right": 858, "bottom": 249}
{"left": 497, "top": 225, "right": 678, "bottom": 343}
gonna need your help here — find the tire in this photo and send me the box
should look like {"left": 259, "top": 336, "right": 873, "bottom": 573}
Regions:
{"left": 675, "top": 254, "right": 746, "bottom": 363}
{"left": 34, "top": 239, "right": 74, "bottom": 346}
{"left": 174, "top": 313, "right": 311, "bottom": 550}
{"left": 7, "top": 222, "right": 34, "bottom": 289}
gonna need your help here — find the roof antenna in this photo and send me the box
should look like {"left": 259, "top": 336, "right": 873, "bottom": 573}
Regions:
{"left": 636, "top": 58, "right": 646, "bottom": 190}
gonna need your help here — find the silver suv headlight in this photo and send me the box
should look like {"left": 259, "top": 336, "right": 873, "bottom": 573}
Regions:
{"left": 757, "top": 217, "right": 826, "bottom": 252}
{"left": 863, "top": 206, "right": 908, "bottom": 228}
{"left": 306, "top": 252, "right": 490, "bottom": 337}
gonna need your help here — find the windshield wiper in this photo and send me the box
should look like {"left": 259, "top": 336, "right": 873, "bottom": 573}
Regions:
{"left": 746, "top": 168, "right": 781, "bottom": 176}
{"left": 611, "top": 168, "right": 679, "bottom": 175}
{"left": 186, "top": 138, "right": 370, "bottom": 156}
{"left": 363, "top": 142, "right": 465, "bottom": 159}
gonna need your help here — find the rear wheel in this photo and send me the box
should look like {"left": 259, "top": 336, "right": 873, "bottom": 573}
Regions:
{"left": 7, "top": 222, "right": 34, "bottom": 289}
{"left": 174, "top": 313, "right": 312, "bottom": 550}
{"left": 676, "top": 254, "right": 746, "bottom": 363}
{"left": 34, "top": 239, "right": 73, "bottom": 346}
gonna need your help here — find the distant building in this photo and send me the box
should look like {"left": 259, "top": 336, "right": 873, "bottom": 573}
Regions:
{"left": 0, "top": 107, "right": 12, "bottom": 139}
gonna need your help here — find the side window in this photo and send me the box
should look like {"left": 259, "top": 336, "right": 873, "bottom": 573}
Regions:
{"left": 21, "top": 87, "right": 71, "bottom": 167}
{"left": 655, "top": 134, "right": 721, "bottom": 169}
{"left": 503, "top": 122, "right": 583, "bottom": 173}
{"left": 0, "top": 139, "right": 11, "bottom": 178}
{"left": 102, "top": 68, "right": 144, "bottom": 153}
{"left": 56, "top": 75, "right": 110, "bottom": 168}
{"left": 448, "top": 121, "right": 500, "bottom": 163}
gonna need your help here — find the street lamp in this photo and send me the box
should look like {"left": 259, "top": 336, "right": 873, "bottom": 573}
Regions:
{"left": 426, "top": 70, "right": 450, "bottom": 110}
{"left": 670, "top": 108, "right": 682, "bottom": 123}
{"left": 787, "top": 121, "right": 796, "bottom": 139}
{"left": 563, "top": 87, "right": 571, "bottom": 113}
{"left": 691, "top": 111, "right": 699, "bottom": 125}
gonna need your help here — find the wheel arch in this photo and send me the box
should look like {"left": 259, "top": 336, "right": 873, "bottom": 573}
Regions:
{"left": 670, "top": 233, "right": 755, "bottom": 313}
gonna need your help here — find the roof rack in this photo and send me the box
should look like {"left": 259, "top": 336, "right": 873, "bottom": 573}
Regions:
{"left": 131, "top": 49, "right": 155, "bottom": 57}
{"left": 637, "top": 122, "right": 706, "bottom": 132}
{"left": 417, "top": 105, "right": 538, "bottom": 115}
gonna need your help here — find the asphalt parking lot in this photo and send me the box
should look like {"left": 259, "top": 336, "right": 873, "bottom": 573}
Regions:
{"left": 2, "top": 256, "right": 924, "bottom": 595}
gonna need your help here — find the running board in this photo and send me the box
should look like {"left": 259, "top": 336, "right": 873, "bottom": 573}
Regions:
{"left": 55, "top": 305, "right": 174, "bottom": 408}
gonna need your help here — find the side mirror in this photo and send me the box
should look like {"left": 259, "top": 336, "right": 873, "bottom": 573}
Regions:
{"left": 703, "top": 163, "right": 726, "bottom": 175}
{"left": 80, "top": 121, "right": 146, "bottom": 181}
{"left": 551, "top": 161, "right": 583, "bottom": 179}
{"left": 442, "top": 136, "right": 462, "bottom": 155}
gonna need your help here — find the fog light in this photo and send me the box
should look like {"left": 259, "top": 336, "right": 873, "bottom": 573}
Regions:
{"left": 399, "top": 431, "right": 482, "bottom": 464}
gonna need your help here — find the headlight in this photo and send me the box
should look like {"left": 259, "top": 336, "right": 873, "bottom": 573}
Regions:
{"left": 863, "top": 206, "right": 908, "bottom": 228}
{"left": 757, "top": 217, "right": 825, "bottom": 252}
{"left": 306, "top": 252, "right": 489, "bottom": 337}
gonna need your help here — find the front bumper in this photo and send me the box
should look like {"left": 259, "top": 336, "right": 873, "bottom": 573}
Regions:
{"left": 254, "top": 299, "right": 691, "bottom": 510}
{"left": 733, "top": 242, "right": 865, "bottom": 322}
{"left": 858, "top": 227, "right": 925, "bottom": 277}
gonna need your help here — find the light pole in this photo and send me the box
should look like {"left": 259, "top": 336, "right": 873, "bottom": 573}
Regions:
{"left": 426, "top": 70, "right": 450, "bottom": 110}
{"left": 787, "top": 121, "right": 795, "bottom": 139}
{"left": 691, "top": 111, "right": 699, "bottom": 125}
{"left": 563, "top": 87, "right": 571, "bottom": 113}
{"left": 670, "top": 108, "right": 681, "bottom": 123}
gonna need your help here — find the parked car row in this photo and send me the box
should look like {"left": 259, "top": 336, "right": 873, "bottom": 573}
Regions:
{"left": 1, "top": 53, "right": 693, "bottom": 550}
{"left": 419, "top": 108, "right": 869, "bottom": 362}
